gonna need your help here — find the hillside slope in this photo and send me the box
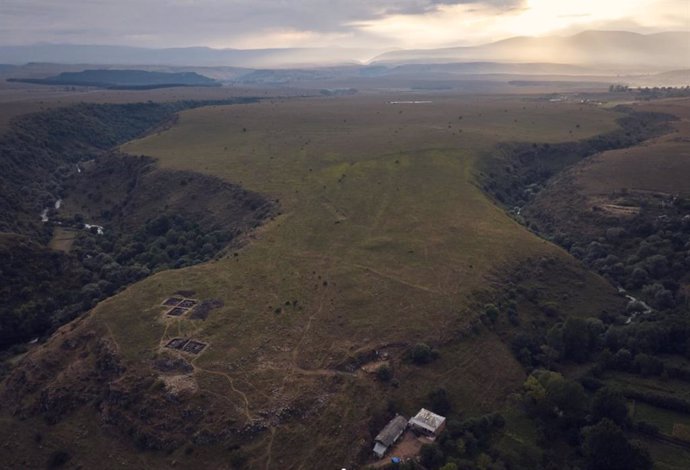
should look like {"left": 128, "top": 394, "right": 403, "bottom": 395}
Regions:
{"left": 0, "top": 95, "right": 630, "bottom": 469}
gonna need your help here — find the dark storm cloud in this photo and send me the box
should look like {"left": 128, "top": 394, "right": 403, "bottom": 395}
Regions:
{"left": 0, "top": 0, "right": 525, "bottom": 47}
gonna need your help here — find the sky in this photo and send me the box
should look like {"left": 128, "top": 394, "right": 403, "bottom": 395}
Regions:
{"left": 1, "top": 0, "right": 688, "bottom": 51}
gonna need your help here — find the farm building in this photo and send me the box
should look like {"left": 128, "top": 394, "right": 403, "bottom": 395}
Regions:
{"left": 408, "top": 408, "right": 446, "bottom": 437}
{"left": 373, "top": 415, "right": 408, "bottom": 458}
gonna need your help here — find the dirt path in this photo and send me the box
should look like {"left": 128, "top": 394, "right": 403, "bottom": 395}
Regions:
{"left": 264, "top": 427, "right": 277, "bottom": 469}
{"left": 192, "top": 362, "right": 255, "bottom": 422}
{"left": 351, "top": 262, "right": 442, "bottom": 294}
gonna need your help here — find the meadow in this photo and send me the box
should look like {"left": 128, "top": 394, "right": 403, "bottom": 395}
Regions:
{"left": 75, "top": 93, "right": 622, "bottom": 467}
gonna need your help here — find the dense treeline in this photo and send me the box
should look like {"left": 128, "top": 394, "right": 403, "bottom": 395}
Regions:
{"left": 477, "top": 105, "right": 690, "bottom": 469}
{"left": 638, "top": 86, "right": 690, "bottom": 100}
{"left": 482, "top": 105, "right": 688, "bottom": 313}
{"left": 0, "top": 98, "right": 257, "bottom": 239}
{"left": 557, "top": 196, "right": 690, "bottom": 310}
{"left": 480, "top": 109, "right": 674, "bottom": 211}
{"left": 0, "top": 99, "right": 267, "bottom": 353}
{"left": 0, "top": 235, "right": 86, "bottom": 349}
{"left": 0, "top": 213, "right": 235, "bottom": 350}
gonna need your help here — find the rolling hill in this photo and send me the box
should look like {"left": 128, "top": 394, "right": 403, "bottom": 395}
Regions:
{"left": 2, "top": 31, "right": 687, "bottom": 71}
{"left": 0, "top": 93, "right": 632, "bottom": 469}
{"left": 373, "top": 31, "right": 690, "bottom": 70}
{"left": 8, "top": 69, "right": 220, "bottom": 89}
{"left": 0, "top": 44, "right": 373, "bottom": 68}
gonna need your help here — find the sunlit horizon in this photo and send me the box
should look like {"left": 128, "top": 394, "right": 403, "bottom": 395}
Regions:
{"left": 1, "top": 0, "right": 688, "bottom": 51}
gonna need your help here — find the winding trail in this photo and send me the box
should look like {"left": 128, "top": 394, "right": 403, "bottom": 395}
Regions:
{"left": 192, "top": 361, "right": 254, "bottom": 422}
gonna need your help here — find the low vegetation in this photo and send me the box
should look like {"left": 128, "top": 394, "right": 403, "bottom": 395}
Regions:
{"left": 0, "top": 99, "right": 272, "bottom": 353}
{"left": 2, "top": 92, "right": 687, "bottom": 469}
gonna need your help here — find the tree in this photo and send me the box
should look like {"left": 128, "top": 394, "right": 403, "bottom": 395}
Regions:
{"left": 376, "top": 364, "right": 392, "bottom": 382}
{"left": 582, "top": 419, "right": 652, "bottom": 470}
{"left": 420, "top": 443, "right": 444, "bottom": 469}
{"left": 562, "top": 317, "right": 592, "bottom": 363}
{"left": 634, "top": 353, "right": 663, "bottom": 377}
{"left": 484, "top": 304, "right": 499, "bottom": 323}
{"left": 408, "top": 343, "right": 438, "bottom": 365}
{"left": 545, "top": 375, "right": 588, "bottom": 424}
{"left": 592, "top": 387, "right": 630, "bottom": 428}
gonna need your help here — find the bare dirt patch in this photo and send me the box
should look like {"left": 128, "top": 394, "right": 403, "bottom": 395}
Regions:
{"left": 161, "top": 374, "right": 198, "bottom": 396}
{"left": 189, "top": 299, "right": 224, "bottom": 320}
{"left": 370, "top": 431, "right": 431, "bottom": 467}
{"left": 361, "top": 360, "right": 391, "bottom": 374}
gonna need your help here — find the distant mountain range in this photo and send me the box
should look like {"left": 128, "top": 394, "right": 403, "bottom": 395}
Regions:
{"left": 0, "top": 44, "right": 370, "bottom": 68}
{"left": 374, "top": 31, "right": 689, "bottom": 70}
{"left": 8, "top": 69, "right": 219, "bottom": 89}
{"left": 0, "top": 31, "right": 687, "bottom": 71}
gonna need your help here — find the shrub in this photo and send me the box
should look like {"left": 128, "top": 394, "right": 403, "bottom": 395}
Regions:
{"left": 376, "top": 364, "right": 392, "bottom": 382}
{"left": 408, "top": 343, "right": 438, "bottom": 365}
{"left": 47, "top": 450, "right": 71, "bottom": 468}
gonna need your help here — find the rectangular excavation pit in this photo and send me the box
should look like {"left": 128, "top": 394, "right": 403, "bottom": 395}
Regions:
{"left": 166, "top": 307, "right": 188, "bottom": 317}
{"left": 182, "top": 340, "right": 207, "bottom": 355}
{"left": 162, "top": 297, "right": 183, "bottom": 307}
{"left": 165, "top": 338, "right": 189, "bottom": 350}
{"left": 177, "top": 299, "right": 198, "bottom": 309}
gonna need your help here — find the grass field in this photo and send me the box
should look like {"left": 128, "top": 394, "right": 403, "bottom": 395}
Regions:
{"left": 632, "top": 401, "right": 690, "bottom": 436}
{"left": 1, "top": 92, "right": 628, "bottom": 469}
{"left": 639, "top": 436, "right": 690, "bottom": 470}
{"left": 48, "top": 227, "right": 78, "bottom": 252}
{"left": 567, "top": 98, "right": 690, "bottom": 198}
{"left": 104, "top": 94, "right": 622, "bottom": 467}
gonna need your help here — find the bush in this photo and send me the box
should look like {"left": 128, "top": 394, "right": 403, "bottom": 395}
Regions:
{"left": 47, "top": 450, "right": 71, "bottom": 468}
{"left": 376, "top": 364, "right": 392, "bottom": 382}
{"left": 420, "top": 443, "right": 444, "bottom": 469}
{"left": 408, "top": 343, "right": 438, "bottom": 365}
{"left": 592, "top": 387, "right": 630, "bottom": 428}
{"left": 582, "top": 419, "right": 652, "bottom": 470}
{"left": 483, "top": 304, "right": 499, "bottom": 323}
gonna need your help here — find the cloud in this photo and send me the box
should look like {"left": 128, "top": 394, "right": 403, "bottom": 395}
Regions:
{"left": 0, "top": 0, "right": 685, "bottom": 49}
{"left": 0, "top": 0, "right": 524, "bottom": 47}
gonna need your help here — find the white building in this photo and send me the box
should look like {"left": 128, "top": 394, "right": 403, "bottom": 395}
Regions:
{"left": 408, "top": 408, "right": 446, "bottom": 438}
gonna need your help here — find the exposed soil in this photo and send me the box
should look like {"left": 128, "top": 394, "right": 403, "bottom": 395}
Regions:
{"left": 370, "top": 431, "right": 431, "bottom": 467}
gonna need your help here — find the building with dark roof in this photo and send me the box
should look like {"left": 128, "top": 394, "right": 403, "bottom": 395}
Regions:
{"left": 373, "top": 415, "right": 408, "bottom": 458}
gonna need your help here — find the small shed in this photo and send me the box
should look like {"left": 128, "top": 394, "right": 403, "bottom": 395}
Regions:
{"left": 408, "top": 408, "right": 446, "bottom": 437}
{"left": 373, "top": 415, "right": 408, "bottom": 458}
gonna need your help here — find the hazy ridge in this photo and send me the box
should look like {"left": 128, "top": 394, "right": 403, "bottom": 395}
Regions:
{"left": 2, "top": 31, "right": 688, "bottom": 71}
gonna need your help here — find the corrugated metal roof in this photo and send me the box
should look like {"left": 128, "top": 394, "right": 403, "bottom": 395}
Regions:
{"left": 375, "top": 415, "right": 407, "bottom": 447}
{"left": 409, "top": 408, "right": 446, "bottom": 433}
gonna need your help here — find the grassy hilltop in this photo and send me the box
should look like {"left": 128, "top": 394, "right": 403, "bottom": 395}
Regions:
{"left": 1, "top": 94, "right": 629, "bottom": 468}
